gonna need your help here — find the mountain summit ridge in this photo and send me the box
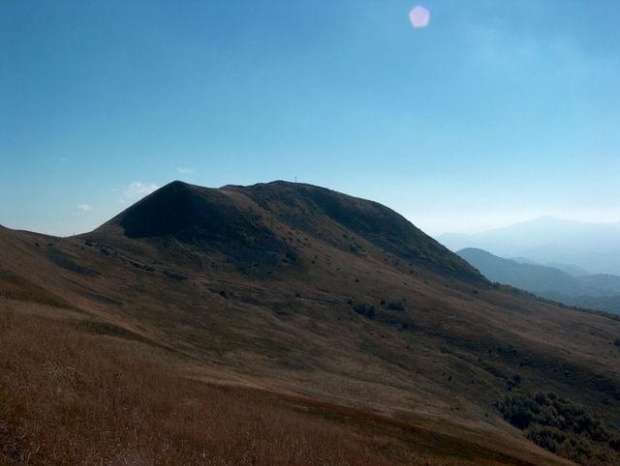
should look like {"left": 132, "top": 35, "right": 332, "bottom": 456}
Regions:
{"left": 94, "top": 180, "right": 484, "bottom": 282}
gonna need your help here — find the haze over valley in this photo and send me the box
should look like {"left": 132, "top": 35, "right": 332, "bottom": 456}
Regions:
{"left": 438, "top": 217, "right": 620, "bottom": 276}
{"left": 457, "top": 247, "right": 620, "bottom": 316}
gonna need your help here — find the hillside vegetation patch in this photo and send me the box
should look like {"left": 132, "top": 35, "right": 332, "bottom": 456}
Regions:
{"left": 497, "top": 392, "right": 620, "bottom": 465}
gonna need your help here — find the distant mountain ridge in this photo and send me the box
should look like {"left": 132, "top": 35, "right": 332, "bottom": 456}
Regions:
{"left": 438, "top": 216, "right": 620, "bottom": 275}
{"left": 458, "top": 248, "right": 620, "bottom": 315}
{"left": 509, "top": 257, "right": 590, "bottom": 277}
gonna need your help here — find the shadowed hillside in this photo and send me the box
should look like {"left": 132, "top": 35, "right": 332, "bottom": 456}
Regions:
{"left": 95, "top": 181, "right": 484, "bottom": 282}
{"left": 2, "top": 181, "right": 619, "bottom": 465}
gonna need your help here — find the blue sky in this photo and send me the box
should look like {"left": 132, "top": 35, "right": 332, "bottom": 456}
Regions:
{"left": 2, "top": 1, "right": 620, "bottom": 236}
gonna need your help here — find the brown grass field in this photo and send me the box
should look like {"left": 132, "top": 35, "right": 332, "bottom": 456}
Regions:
{"left": 0, "top": 301, "right": 569, "bottom": 465}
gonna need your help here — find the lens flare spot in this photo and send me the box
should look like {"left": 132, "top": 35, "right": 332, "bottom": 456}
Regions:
{"left": 409, "top": 6, "right": 431, "bottom": 28}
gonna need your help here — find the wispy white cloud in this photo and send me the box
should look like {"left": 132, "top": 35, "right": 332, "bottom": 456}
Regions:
{"left": 177, "top": 167, "right": 195, "bottom": 175}
{"left": 77, "top": 204, "right": 94, "bottom": 212}
{"left": 121, "top": 181, "right": 159, "bottom": 204}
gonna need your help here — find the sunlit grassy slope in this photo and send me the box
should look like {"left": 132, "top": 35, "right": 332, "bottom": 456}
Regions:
{"left": 1, "top": 180, "right": 618, "bottom": 464}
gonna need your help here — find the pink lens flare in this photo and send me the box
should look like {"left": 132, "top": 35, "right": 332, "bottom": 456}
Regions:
{"left": 409, "top": 6, "right": 431, "bottom": 28}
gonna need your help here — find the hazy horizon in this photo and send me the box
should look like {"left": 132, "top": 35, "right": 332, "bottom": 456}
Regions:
{"left": 3, "top": 177, "right": 620, "bottom": 238}
{"left": 3, "top": 1, "right": 620, "bottom": 236}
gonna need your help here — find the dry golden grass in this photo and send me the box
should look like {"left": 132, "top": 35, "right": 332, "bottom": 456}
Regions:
{"left": 0, "top": 307, "right": 370, "bottom": 465}
{"left": 1, "top": 301, "right": 560, "bottom": 465}
{"left": 3, "top": 304, "right": 532, "bottom": 466}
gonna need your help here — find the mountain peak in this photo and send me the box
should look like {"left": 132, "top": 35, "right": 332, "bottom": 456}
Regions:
{"left": 92, "top": 180, "right": 484, "bottom": 282}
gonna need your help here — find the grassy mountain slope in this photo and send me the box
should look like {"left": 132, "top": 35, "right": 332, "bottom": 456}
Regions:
{"left": 2, "top": 181, "right": 619, "bottom": 464}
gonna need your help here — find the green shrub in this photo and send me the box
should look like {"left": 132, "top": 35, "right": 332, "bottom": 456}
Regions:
{"left": 497, "top": 392, "right": 620, "bottom": 465}
{"left": 386, "top": 301, "right": 404, "bottom": 311}
{"left": 351, "top": 302, "right": 376, "bottom": 319}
